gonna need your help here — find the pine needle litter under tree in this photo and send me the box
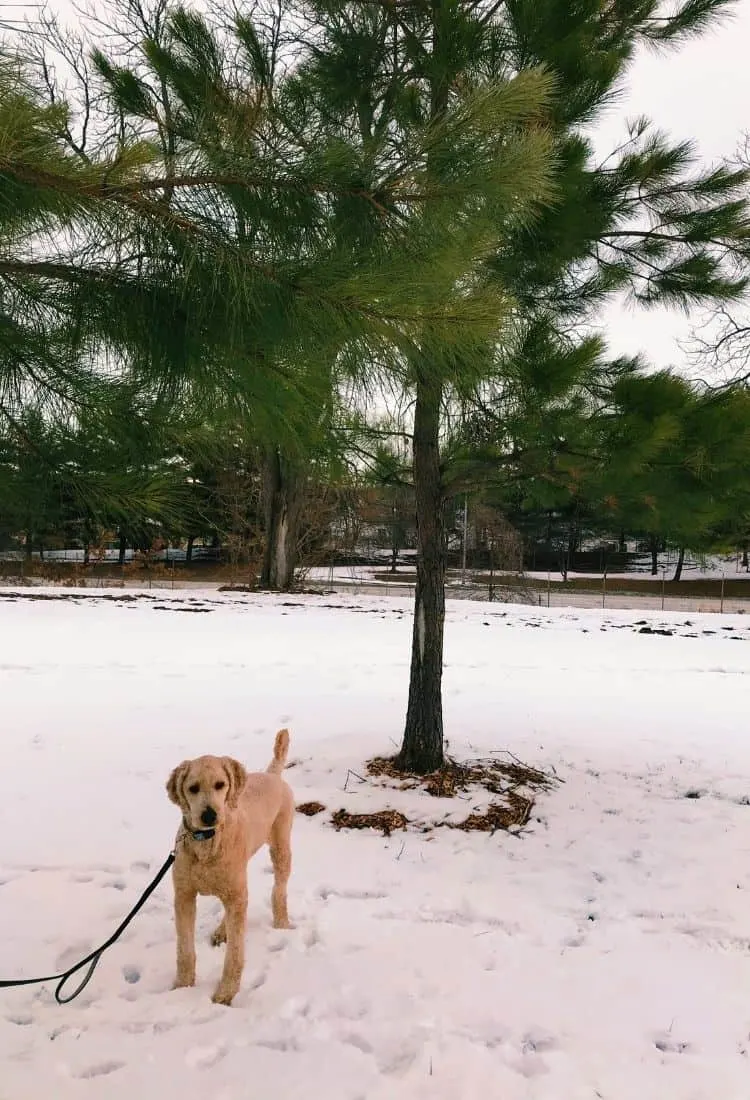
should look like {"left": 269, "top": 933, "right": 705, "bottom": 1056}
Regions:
{"left": 296, "top": 801, "right": 326, "bottom": 817}
{"left": 331, "top": 808, "right": 409, "bottom": 837}
{"left": 366, "top": 752, "right": 556, "bottom": 799}
{"left": 326, "top": 753, "right": 559, "bottom": 837}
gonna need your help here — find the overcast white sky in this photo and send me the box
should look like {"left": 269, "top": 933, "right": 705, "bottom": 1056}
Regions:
{"left": 6, "top": 0, "right": 750, "bottom": 372}
{"left": 591, "top": 3, "right": 750, "bottom": 371}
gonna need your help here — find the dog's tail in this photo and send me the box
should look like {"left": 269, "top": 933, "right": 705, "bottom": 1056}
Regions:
{"left": 267, "top": 728, "right": 290, "bottom": 775}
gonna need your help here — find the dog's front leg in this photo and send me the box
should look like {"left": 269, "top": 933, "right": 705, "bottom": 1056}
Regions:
{"left": 173, "top": 885, "right": 197, "bottom": 989}
{"left": 212, "top": 889, "right": 247, "bottom": 1006}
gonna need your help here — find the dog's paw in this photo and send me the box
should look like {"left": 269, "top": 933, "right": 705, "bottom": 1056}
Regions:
{"left": 211, "top": 986, "right": 236, "bottom": 1006}
{"left": 172, "top": 975, "right": 196, "bottom": 990}
{"left": 272, "top": 918, "right": 295, "bottom": 930}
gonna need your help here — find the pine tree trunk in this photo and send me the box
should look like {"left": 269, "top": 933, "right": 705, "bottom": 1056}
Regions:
{"left": 650, "top": 536, "right": 659, "bottom": 576}
{"left": 395, "top": 375, "right": 445, "bottom": 774}
{"left": 673, "top": 546, "right": 685, "bottom": 582}
{"left": 261, "top": 448, "right": 301, "bottom": 592}
{"left": 24, "top": 531, "right": 32, "bottom": 561}
{"left": 742, "top": 543, "right": 748, "bottom": 571}
{"left": 394, "top": 0, "right": 450, "bottom": 776}
{"left": 118, "top": 533, "right": 127, "bottom": 566}
{"left": 83, "top": 543, "right": 90, "bottom": 566}
{"left": 185, "top": 534, "right": 194, "bottom": 564}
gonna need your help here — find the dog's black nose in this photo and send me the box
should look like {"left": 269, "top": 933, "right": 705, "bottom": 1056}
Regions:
{"left": 200, "top": 807, "right": 217, "bottom": 826}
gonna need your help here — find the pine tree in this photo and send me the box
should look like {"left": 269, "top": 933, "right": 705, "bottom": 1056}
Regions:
{"left": 20, "top": 0, "right": 544, "bottom": 589}
{"left": 597, "top": 372, "right": 750, "bottom": 571}
{"left": 299, "top": 0, "right": 750, "bottom": 772}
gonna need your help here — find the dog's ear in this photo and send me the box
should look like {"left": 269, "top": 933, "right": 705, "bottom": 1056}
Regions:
{"left": 222, "top": 757, "right": 247, "bottom": 809}
{"left": 166, "top": 761, "right": 191, "bottom": 808}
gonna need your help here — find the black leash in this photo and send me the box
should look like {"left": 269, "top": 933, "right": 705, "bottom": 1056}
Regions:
{"left": 0, "top": 851, "right": 175, "bottom": 1005}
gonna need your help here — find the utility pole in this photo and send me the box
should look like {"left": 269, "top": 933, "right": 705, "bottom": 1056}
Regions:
{"left": 461, "top": 493, "right": 468, "bottom": 586}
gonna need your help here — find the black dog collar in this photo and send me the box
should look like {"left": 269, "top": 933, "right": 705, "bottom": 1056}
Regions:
{"left": 183, "top": 820, "right": 216, "bottom": 842}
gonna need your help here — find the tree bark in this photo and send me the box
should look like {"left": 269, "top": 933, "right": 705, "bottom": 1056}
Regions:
{"left": 24, "top": 531, "right": 32, "bottom": 560}
{"left": 118, "top": 533, "right": 127, "bottom": 566}
{"left": 394, "top": 0, "right": 451, "bottom": 775}
{"left": 649, "top": 536, "right": 659, "bottom": 576}
{"left": 185, "top": 534, "right": 195, "bottom": 564}
{"left": 395, "top": 374, "right": 445, "bottom": 774}
{"left": 673, "top": 546, "right": 685, "bottom": 582}
{"left": 261, "top": 448, "right": 302, "bottom": 591}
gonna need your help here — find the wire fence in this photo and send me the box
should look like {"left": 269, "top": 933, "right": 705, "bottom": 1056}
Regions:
{"left": 0, "top": 566, "right": 748, "bottom": 616}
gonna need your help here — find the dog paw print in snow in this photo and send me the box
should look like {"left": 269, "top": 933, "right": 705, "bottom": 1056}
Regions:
{"left": 184, "top": 1042, "right": 228, "bottom": 1070}
{"left": 653, "top": 1031, "right": 691, "bottom": 1055}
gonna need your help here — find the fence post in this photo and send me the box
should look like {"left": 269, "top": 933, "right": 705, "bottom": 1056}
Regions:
{"left": 721, "top": 573, "right": 725, "bottom": 614}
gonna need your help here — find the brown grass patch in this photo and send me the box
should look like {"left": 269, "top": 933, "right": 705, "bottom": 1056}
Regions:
{"left": 443, "top": 791, "right": 533, "bottom": 833}
{"left": 296, "top": 801, "right": 326, "bottom": 817}
{"left": 331, "top": 808, "right": 408, "bottom": 836}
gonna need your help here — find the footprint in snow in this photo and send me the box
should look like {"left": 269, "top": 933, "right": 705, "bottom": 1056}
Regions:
{"left": 511, "top": 1052, "right": 549, "bottom": 1078}
{"left": 654, "top": 1033, "right": 691, "bottom": 1054}
{"left": 303, "top": 925, "right": 321, "bottom": 949}
{"left": 563, "top": 934, "right": 585, "bottom": 948}
{"left": 247, "top": 970, "right": 267, "bottom": 992}
{"left": 376, "top": 1044, "right": 419, "bottom": 1077}
{"left": 342, "top": 1032, "right": 373, "bottom": 1055}
{"left": 254, "top": 1036, "right": 301, "bottom": 1053}
{"left": 122, "top": 964, "right": 141, "bottom": 984}
{"left": 522, "top": 1029, "right": 558, "bottom": 1054}
{"left": 56, "top": 942, "right": 93, "bottom": 971}
{"left": 75, "top": 1061, "right": 125, "bottom": 1078}
{"left": 185, "top": 1043, "right": 227, "bottom": 1070}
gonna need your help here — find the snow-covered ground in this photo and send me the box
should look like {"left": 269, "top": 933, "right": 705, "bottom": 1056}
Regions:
{"left": 1, "top": 588, "right": 749, "bottom": 1099}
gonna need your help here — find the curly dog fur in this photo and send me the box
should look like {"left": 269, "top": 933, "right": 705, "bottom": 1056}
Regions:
{"left": 166, "top": 729, "right": 294, "bottom": 1005}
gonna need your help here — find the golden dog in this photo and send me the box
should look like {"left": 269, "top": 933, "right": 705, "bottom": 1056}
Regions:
{"left": 166, "top": 729, "right": 294, "bottom": 1005}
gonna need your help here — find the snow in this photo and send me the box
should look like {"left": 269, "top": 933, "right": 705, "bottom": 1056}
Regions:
{"left": 1, "top": 587, "right": 750, "bottom": 1099}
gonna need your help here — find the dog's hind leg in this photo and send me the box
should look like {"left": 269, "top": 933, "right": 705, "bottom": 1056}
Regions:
{"left": 269, "top": 812, "right": 293, "bottom": 930}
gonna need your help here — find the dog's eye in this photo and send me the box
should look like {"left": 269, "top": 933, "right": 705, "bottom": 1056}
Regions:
{"left": 188, "top": 783, "right": 200, "bottom": 795}
{"left": 214, "top": 781, "right": 226, "bottom": 791}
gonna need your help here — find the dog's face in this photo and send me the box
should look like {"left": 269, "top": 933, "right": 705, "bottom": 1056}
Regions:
{"left": 166, "top": 755, "right": 247, "bottom": 832}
